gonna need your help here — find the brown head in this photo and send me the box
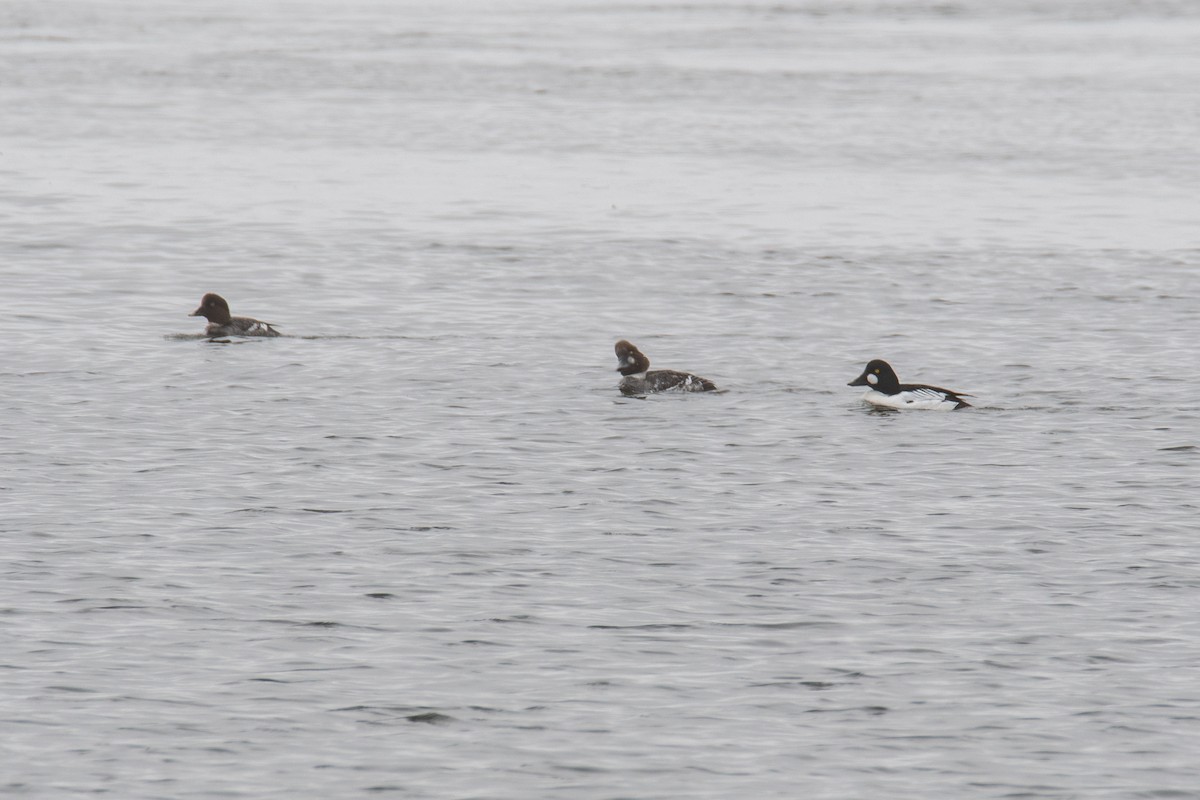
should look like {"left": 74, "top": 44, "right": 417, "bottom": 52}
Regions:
{"left": 190, "top": 293, "right": 232, "bottom": 325}
{"left": 614, "top": 340, "right": 650, "bottom": 376}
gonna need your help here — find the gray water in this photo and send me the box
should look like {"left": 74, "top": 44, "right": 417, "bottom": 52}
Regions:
{"left": 2, "top": 1, "right": 1199, "bottom": 798}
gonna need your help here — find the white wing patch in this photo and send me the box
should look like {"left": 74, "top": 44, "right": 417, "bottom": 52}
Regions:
{"left": 248, "top": 320, "right": 280, "bottom": 337}
{"left": 898, "top": 388, "right": 955, "bottom": 409}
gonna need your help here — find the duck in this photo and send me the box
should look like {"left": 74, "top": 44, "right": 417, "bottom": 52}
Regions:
{"left": 848, "top": 359, "right": 971, "bottom": 410}
{"left": 615, "top": 340, "right": 716, "bottom": 396}
{"left": 189, "top": 293, "right": 280, "bottom": 338}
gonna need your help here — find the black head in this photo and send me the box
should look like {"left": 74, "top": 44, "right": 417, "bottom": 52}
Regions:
{"left": 849, "top": 359, "right": 899, "bottom": 392}
{"left": 190, "top": 293, "right": 232, "bottom": 324}
{"left": 615, "top": 340, "right": 650, "bottom": 376}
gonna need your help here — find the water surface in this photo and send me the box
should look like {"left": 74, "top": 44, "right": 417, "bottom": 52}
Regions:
{"left": 2, "top": 1, "right": 1198, "bottom": 798}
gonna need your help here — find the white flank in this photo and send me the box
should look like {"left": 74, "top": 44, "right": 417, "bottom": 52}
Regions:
{"left": 861, "top": 389, "right": 956, "bottom": 411}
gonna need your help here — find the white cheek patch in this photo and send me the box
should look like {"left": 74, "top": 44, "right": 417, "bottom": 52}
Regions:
{"left": 866, "top": 373, "right": 878, "bottom": 386}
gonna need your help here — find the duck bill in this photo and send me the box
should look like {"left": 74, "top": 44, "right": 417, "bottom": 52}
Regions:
{"left": 189, "top": 307, "right": 203, "bottom": 317}
{"left": 848, "top": 371, "right": 870, "bottom": 387}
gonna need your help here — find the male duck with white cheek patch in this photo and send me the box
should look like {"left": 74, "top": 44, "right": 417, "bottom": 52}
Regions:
{"left": 848, "top": 359, "right": 971, "bottom": 410}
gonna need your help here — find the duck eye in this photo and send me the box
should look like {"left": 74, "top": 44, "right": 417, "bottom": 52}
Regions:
{"left": 873, "top": 368, "right": 880, "bottom": 374}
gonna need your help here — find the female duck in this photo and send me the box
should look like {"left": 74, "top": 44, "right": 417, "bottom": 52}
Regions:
{"left": 190, "top": 293, "right": 280, "bottom": 338}
{"left": 615, "top": 340, "right": 716, "bottom": 396}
